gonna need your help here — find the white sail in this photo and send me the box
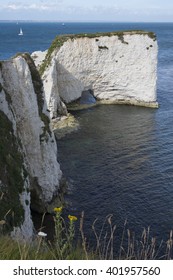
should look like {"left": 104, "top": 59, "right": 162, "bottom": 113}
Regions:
{"left": 18, "top": 28, "right": 23, "bottom": 36}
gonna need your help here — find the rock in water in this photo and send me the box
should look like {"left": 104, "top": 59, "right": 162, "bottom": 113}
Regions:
{"left": 37, "top": 31, "right": 158, "bottom": 118}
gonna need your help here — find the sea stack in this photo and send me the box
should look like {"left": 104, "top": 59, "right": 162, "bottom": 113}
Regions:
{"left": 36, "top": 31, "right": 158, "bottom": 119}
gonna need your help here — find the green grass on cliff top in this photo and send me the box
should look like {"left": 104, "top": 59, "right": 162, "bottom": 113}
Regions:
{"left": 39, "top": 30, "right": 156, "bottom": 76}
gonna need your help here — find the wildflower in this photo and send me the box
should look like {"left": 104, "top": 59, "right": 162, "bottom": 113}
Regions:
{"left": 54, "top": 207, "right": 63, "bottom": 213}
{"left": 38, "top": 231, "right": 47, "bottom": 237}
{"left": 68, "top": 215, "right": 77, "bottom": 222}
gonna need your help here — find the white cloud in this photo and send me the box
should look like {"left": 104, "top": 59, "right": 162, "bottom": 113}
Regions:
{"left": 6, "top": 4, "right": 18, "bottom": 10}
{"left": 0, "top": 1, "right": 63, "bottom": 11}
{"left": 0, "top": 1, "right": 173, "bottom": 21}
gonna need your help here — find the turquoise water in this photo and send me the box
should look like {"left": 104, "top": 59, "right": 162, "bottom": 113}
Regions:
{"left": 1, "top": 22, "right": 173, "bottom": 255}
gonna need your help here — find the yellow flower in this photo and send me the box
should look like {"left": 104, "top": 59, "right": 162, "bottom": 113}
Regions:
{"left": 68, "top": 215, "right": 77, "bottom": 222}
{"left": 54, "top": 207, "right": 63, "bottom": 213}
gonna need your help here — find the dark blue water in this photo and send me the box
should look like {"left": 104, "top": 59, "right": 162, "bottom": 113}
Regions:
{"left": 0, "top": 21, "right": 170, "bottom": 60}
{"left": 1, "top": 21, "right": 173, "bottom": 253}
{"left": 56, "top": 23, "right": 173, "bottom": 247}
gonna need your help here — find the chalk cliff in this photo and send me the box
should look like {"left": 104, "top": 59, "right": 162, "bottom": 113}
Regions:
{"left": 0, "top": 31, "right": 158, "bottom": 238}
{"left": 0, "top": 54, "right": 62, "bottom": 238}
{"left": 37, "top": 31, "right": 158, "bottom": 118}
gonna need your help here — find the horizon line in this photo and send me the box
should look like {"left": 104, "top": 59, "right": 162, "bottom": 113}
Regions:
{"left": 0, "top": 20, "right": 173, "bottom": 23}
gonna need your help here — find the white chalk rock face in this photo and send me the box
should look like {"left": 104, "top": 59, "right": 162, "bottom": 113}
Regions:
{"left": 0, "top": 54, "right": 62, "bottom": 238}
{"left": 43, "top": 57, "right": 67, "bottom": 118}
{"left": 32, "top": 50, "right": 47, "bottom": 69}
{"left": 0, "top": 61, "right": 34, "bottom": 239}
{"left": 3, "top": 55, "right": 62, "bottom": 204}
{"left": 41, "top": 32, "right": 158, "bottom": 117}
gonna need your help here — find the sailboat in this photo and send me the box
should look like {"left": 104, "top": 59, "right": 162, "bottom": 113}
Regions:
{"left": 18, "top": 28, "right": 23, "bottom": 36}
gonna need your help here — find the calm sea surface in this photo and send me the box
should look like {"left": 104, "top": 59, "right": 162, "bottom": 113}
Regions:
{"left": 1, "top": 22, "right": 173, "bottom": 252}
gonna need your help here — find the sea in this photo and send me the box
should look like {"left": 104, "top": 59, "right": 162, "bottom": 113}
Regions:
{"left": 1, "top": 21, "right": 173, "bottom": 256}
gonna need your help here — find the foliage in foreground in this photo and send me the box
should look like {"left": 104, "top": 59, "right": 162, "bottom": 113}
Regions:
{"left": 0, "top": 209, "right": 172, "bottom": 260}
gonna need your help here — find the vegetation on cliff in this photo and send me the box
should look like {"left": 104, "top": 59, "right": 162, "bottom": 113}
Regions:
{"left": 0, "top": 111, "right": 25, "bottom": 232}
{"left": 0, "top": 209, "right": 172, "bottom": 260}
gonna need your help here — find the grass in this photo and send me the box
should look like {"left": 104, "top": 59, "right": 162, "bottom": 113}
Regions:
{"left": 0, "top": 236, "right": 55, "bottom": 260}
{"left": 0, "top": 210, "right": 172, "bottom": 260}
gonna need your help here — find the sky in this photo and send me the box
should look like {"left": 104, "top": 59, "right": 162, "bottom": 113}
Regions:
{"left": 0, "top": 0, "right": 173, "bottom": 22}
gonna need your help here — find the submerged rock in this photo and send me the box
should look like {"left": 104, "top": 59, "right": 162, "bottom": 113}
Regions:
{"left": 52, "top": 113, "right": 79, "bottom": 139}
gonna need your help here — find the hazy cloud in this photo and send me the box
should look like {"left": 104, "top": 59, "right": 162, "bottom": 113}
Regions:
{"left": 0, "top": 1, "right": 173, "bottom": 21}
{"left": 0, "top": 1, "right": 63, "bottom": 11}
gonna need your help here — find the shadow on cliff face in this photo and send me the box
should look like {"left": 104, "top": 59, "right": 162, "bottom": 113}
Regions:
{"left": 80, "top": 90, "right": 96, "bottom": 105}
{"left": 55, "top": 62, "right": 97, "bottom": 112}
{"left": 56, "top": 62, "right": 83, "bottom": 103}
{"left": 31, "top": 210, "right": 55, "bottom": 240}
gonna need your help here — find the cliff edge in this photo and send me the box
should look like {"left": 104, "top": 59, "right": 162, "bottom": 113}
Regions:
{"left": 0, "top": 54, "right": 62, "bottom": 238}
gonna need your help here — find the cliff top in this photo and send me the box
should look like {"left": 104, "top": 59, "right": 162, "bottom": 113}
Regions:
{"left": 54, "top": 30, "right": 156, "bottom": 40}
{"left": 39, "top": 30, "right": 156, "bottom": 75}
